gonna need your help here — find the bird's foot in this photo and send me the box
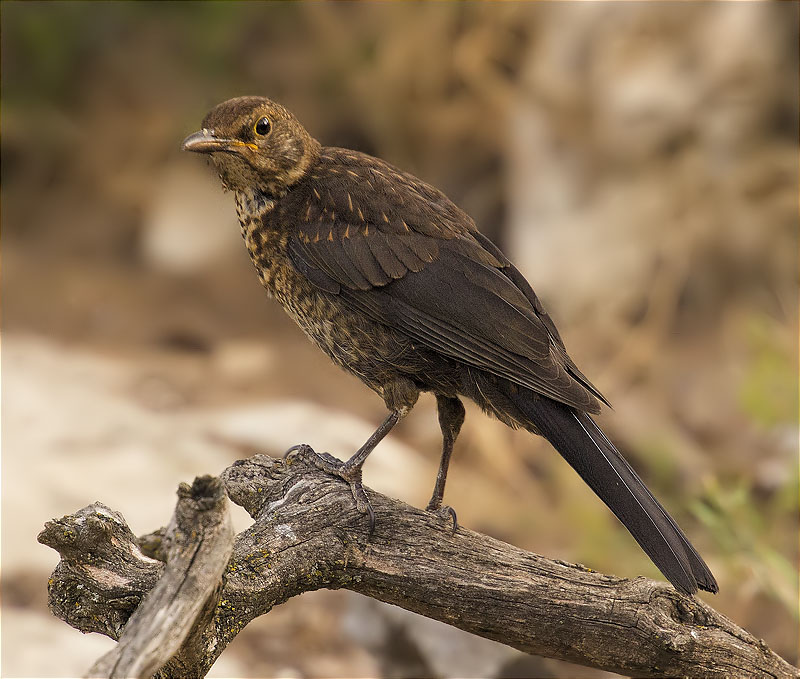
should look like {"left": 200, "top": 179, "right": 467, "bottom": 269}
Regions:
{"left": 284, "top": 444, "right": 375, "bottom": 534}
{"left": 425, "top": 500, "right": 458, "bottom": 533}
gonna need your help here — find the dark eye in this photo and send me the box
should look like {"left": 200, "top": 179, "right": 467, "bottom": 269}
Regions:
{"left": 254, "top": 117, "right": 271, "bottom": 136}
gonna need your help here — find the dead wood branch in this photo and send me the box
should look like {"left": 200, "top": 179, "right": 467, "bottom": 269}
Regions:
{"left": 39, "top": 455, "right": 799, "bottom": 679}
{"left": 40, "top": 476, "right": 233, "bottom": 678}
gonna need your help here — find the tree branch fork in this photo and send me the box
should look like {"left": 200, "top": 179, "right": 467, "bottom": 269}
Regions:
{"left": 38, "top": 454, "right": 798, "bottom": 679}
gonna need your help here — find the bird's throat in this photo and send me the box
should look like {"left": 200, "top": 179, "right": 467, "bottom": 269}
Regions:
{"left": 235, "top": 186, "right": 276, "bottom": 226}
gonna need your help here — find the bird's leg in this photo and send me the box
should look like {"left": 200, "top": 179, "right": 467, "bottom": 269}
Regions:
{"left": 426, "top": 395, "right": 465, "bottom": 531}
{"left": 285, "top": 377, "right": 419, "bottom": 534}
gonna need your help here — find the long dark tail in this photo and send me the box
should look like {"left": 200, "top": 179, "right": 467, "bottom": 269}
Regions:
{"left": 514, "top": 393, "right": 718, "bottom": 595}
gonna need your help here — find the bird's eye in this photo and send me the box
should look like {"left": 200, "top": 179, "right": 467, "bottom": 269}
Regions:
{"left": 254, "top": 117, "right": 272, "bottom": 136}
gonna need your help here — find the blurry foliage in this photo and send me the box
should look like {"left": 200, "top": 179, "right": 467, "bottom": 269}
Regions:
{"left": 738, "top": 313, "right": 798, "bottom": 428}
{"left": 692, "top": 478, "right": 799, "bottom": 620}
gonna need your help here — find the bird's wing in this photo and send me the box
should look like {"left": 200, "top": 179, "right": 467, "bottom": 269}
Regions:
{"left": 282, "top": 148, "right": 497, "bottom": 289}
{"left": 283, "top": 148, "right": 606, "bottom": 412}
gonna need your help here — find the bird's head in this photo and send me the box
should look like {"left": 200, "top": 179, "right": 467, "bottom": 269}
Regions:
{"left": 182, "top": 96, "right": 320, "bottom": 195}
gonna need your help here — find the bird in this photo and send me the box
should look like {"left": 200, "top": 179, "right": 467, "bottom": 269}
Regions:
{"left": 182, "top": 96, "right": 718, "bottom": 596}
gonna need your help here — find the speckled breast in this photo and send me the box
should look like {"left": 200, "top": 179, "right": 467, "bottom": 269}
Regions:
{"left": 234, "top": 188, "right": 436, "bottom": 394}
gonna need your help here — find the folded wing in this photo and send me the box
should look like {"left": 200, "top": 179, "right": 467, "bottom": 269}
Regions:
{"left": 281, "top": 147, "right": 606, "bottom": 413}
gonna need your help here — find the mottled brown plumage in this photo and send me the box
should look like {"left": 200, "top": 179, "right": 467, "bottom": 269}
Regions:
{"left": 182, "top": 96, "right": 717, "bottom": 595}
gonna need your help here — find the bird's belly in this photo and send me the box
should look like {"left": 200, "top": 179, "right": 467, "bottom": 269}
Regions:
{"left": 272, "top": 267, "right": 454, "bottom": 395}
{"left": 283, "top": 287, "right": 413, "bottom": 386}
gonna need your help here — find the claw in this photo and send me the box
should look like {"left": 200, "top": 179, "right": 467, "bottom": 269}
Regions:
{"left": 284, "top": 443, "right": 376, "bottom": 534}
{"left": 365, "top": 500, "right": 375, "bottom": 538}
{"left": 426, "top": 503, "right": 458, "bottom": 533}
{"left": 284, "top": 443, "right": 311, "bottom": 460}
{"left": 443, "top": 505, "right": 458, "bottom": 533}
{"left": 347, "top": 478, "right": 375, "bottom": 535}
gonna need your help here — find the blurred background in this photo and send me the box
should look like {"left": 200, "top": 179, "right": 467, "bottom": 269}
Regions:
{"left": 2, "top": 2, "right": 797, "bottom": 677}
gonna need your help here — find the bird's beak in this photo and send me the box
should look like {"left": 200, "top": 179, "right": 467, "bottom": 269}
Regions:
{"left": 182, "top": 129, "right": 257, "bottom": 154}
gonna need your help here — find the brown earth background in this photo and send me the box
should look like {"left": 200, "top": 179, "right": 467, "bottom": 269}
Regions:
{"left": 1, "top": 3, "right": 798, "bottom": 677}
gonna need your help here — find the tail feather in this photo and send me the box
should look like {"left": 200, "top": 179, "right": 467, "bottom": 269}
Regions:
{"left": 583, "top": 414, "right": 718, "bottom": 593}
{"left": 515, "top": 393, "right": 718, "bottom": 595}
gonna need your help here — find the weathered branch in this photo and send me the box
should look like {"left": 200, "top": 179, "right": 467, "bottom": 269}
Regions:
{"left": 40, "top": 455, "right": 799, "bottom": 679}
{"left": 39, "top": 476, "right": 234, "bottom": 679}
{"left": 89, "top": 476, "right": 233, "bottom": 678}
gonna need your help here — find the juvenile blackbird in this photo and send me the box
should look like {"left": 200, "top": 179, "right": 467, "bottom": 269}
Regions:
{"left": 183, "top": 96, "right": 718, "bottom": 595}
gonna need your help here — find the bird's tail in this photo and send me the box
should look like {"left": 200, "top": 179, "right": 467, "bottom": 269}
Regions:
{"left": 512, "top": 392, "right": 717, "bottom": 595}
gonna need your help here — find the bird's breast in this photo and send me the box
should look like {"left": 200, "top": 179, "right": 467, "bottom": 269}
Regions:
{"left": 232, "top": 187, "right": 459, "bottom": 396}
{"left": 234, "top": 188, "right": 285, "bottom": 293}
{"left": 234, "top": 188, "right": 346, "bottom": 352}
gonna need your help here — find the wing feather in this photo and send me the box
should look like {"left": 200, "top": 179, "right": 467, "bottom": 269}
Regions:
{"left": 278, "top": 147, "right": 605, "bottom": 412}
{"left": 366, "top": 234, "right": 407, "bottom": 279}
{"left": 340, "top": 236, "right": 387, "bottom": 288}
